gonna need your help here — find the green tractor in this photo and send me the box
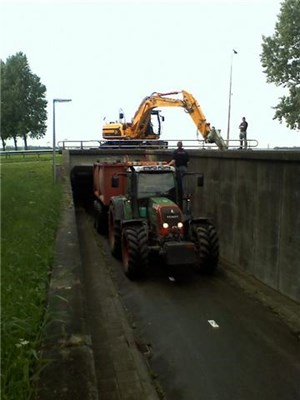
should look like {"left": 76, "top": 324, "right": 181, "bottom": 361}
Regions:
{"left": 93, "top": 161, "right": 219, "bottom": 279}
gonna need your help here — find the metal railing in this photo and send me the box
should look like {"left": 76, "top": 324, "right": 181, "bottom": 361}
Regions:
{"left": 57, "top": 139, "right": 259, "bottom": 150}
{"left": 0, "top": 138, "right": 259, "bottom": 157}
{"left": 0, "top": 149, "right": 54, "bottom": 158}
{"left": 57, "top": 140, "right": 102, "bottom": 150}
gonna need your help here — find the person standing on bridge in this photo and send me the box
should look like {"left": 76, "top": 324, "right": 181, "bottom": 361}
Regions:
{"left": 239, "top": 117, "right": 248, "bottom": 149}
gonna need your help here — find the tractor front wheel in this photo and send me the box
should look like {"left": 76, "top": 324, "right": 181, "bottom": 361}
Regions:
{"left": 122, "top": 225, "right": 149, "bottom": 279}
{"left": 194, "top": 223, "right": 219, "bottom": 274}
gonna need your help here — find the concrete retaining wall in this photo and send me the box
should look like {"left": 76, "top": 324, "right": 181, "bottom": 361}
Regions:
{"left": 188, "top": 150, "right": 300, "bottom": 303}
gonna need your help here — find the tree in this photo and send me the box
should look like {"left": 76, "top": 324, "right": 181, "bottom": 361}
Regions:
{"left": 0, "top": 60, "right": 10, "bottom": 150}
{"left": 260, "top": 0, "right": 300, "bottom": 130}
{"left": 1, "top": 52, "right": 47, "bottom": 150}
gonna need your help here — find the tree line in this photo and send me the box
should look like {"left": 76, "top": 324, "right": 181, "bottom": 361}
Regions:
{"left": 1, "top": 0, "right": 299, "bottom": 151}
{"left": 260, "top": 0, "right": 300, "bottom": 131}
{"left": 1, "top": 52, "right": 47, "bottom": 150}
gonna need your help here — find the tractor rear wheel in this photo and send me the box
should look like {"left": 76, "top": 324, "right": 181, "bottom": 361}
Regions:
{"left": 108, "top": 208, "right": 121, "bottom": 258}
{"left": 194, "top": 223, "right": 219, "bottom": 274}
{"left": 122, "top": 225, "right": 149, "bottom": 279}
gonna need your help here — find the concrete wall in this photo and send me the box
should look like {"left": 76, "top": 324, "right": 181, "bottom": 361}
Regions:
{"left": 187, "top": 150, "right": 300, "bottom": 303}
{"left": 66, "top": 148, "right": 300, "bottom": 303}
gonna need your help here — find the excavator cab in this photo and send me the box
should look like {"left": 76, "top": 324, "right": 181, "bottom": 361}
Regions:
{"left": 148, "top": 109, "right": 164, "bottom": 137}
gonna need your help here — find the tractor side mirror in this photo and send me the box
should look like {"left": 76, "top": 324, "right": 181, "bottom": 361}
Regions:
{"left": 197, "top": 175, "right": 204, "bottom": 187}
{"left": 111, "top": 175, "right": 119, "bottom": 188}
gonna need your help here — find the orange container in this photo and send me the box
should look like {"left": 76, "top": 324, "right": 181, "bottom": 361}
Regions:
{"left": 93, "top": 162, "right": 127, "bottom": 206}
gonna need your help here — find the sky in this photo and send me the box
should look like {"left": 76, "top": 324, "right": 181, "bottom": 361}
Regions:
{"left": 1, "top": 0, "right": 300, "bottom": 149}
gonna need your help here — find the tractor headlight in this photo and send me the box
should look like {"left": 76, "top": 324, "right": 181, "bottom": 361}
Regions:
{"left": 177, "top": 222, "right": 183, "bottom": 229}
{"left": 162, "top": 222, "right": 169, "bottom": 229}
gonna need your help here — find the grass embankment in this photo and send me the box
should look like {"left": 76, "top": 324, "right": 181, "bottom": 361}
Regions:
{"left": 1, "top": 155, "right": 63, "bottom": 399}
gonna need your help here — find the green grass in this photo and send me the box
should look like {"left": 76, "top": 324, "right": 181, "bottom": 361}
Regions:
{"left": 1, "top": 156, "right": 63, "bottom": 399}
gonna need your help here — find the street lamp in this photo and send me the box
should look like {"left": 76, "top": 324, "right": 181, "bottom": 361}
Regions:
{"left": 53, "top": 98, "right": 72, "bottom": 182}
{"left": 226, "top": 49, "right": 238, "bottom": 144}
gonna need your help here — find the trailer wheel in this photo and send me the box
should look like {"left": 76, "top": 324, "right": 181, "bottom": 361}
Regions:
{"left": 94, "top": 201, "right": 107, "bottom": 235}
{"left": 194, "top": 223, "right": 219, "bottom": 274}
{"left": 108, "top": 210, "right": 121, "bottom": 258}
{"left": 122, "top": 225, "right": 149, "bottom": 280}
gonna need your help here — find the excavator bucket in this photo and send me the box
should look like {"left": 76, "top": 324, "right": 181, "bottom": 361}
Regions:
{"left": 206, "top": 127, "right": 228, "bottom": 150}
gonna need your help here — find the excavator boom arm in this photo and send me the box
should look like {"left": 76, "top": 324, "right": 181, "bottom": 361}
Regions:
{"left": 129, "top": 90, "right": 218, "bottom": 142}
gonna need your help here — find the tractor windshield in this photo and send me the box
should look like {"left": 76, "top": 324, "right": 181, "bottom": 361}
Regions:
{"left": 137, "top": 172, "right": 175, "bottom": 198}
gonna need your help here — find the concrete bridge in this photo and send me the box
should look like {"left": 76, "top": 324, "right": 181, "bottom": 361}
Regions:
{"left": 67, "top": 147, "right": 300, "bottom": 304}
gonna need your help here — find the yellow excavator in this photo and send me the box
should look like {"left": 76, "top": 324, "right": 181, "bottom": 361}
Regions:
{"left": 102, "top": 90, "right": 228, "bottom": 150}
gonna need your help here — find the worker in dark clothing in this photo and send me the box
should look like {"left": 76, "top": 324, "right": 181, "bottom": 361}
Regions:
{"left": 239, "top": 117, "right": 248, "bottom": 149}
{"left": 168, "top": 141, "right": 189, "bottom": 200}
{"left": 168, "top": 141, "right": 189, "bottom": 174}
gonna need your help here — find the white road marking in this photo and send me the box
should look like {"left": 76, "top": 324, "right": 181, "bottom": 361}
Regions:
{"left": 208, "top": 320, "right": 219, "bottom": 328}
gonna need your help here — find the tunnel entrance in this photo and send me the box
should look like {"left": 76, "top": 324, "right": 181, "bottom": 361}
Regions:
{"left": 70, "top": 165, "right": 94, "bottom": 208}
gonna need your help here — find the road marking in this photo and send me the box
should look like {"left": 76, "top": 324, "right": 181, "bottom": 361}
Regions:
{"left": 208, "top": 320, "right": 219, "bottom": 328}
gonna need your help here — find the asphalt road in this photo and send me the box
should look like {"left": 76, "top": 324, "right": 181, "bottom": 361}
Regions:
{"left": 78, "top": 210, "right": 300, "bottom": 400}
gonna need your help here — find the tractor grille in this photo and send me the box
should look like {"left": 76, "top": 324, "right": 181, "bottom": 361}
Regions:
{"left": 161, "top": 207, "right": 182, "bottom": 227}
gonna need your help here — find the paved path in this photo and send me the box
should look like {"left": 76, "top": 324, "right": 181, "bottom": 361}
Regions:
{"left": 37, "top": 186, "right": 159, "bottom": 399}
{"left": 76, "top": 208, "right": 159, "bottom": 400}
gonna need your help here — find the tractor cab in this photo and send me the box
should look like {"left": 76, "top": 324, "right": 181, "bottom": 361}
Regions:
{"left": 128, "top": 164, "right": 176, "bottom": 200}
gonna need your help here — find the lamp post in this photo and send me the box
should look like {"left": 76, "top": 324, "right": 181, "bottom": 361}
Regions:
{"left": 53, "top": 98, "right": 72, "bottom": 182}
{"left": 226, "top": 49, "right": 238, "bottom": 144}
